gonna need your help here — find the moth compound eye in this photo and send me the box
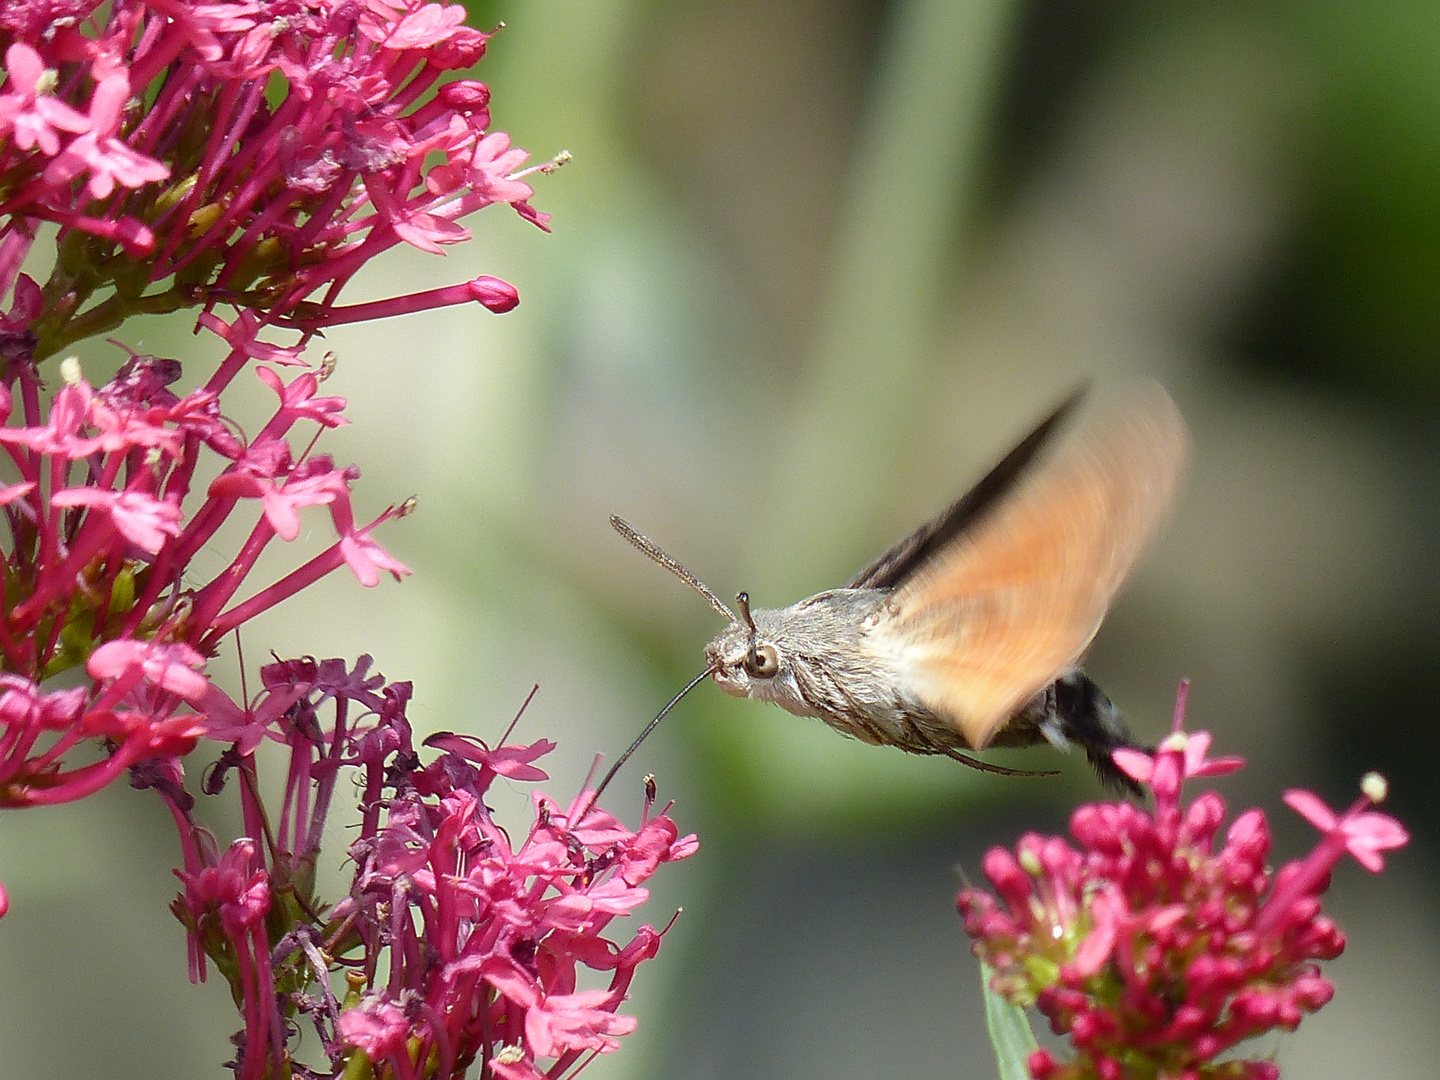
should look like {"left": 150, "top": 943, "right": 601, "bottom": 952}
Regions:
{"left": 744, "top": 643, "right": 780, "bottom": 679}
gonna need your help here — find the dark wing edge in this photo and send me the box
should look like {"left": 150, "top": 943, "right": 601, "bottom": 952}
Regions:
{"left": 845, "top": 385, "right": 1088, "bottom": 591}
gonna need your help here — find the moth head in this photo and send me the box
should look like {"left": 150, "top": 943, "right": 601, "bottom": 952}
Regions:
{"left": 704, "top": 592, "right": 812, "bottom": 713}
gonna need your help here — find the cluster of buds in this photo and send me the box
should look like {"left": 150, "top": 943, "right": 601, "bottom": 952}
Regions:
{"left": 170, "top": 659, "right": 696, "bottom": 1080}
{"left": 959, "top": 684, "right": 1408, "bottom": 1080}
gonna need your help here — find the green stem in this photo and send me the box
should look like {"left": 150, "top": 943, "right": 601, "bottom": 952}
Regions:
{"left": 37, "top": 286, "right": 193, "bottom": 360}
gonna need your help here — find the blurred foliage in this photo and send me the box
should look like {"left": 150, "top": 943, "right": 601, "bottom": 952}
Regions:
{"left": 1232, "top": 0, "right": 1440, "bottom": 406}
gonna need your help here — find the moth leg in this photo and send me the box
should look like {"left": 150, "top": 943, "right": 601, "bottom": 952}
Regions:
{"left": 936, "top": 747, "right": 1059, "bottom": 780}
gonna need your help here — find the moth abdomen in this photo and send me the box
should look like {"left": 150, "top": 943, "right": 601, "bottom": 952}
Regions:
{"left": 1009, "top": 671, "right": 1145, "bottom": 795}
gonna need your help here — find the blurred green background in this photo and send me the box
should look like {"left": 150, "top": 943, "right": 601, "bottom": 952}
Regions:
{"left": 2, "top": 0, "right": 1438, "bottom": 1076}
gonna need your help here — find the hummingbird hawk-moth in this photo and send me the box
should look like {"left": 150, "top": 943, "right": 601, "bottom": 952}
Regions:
{"left": 608, "top": 383, "right": 1188, "bottom": 792}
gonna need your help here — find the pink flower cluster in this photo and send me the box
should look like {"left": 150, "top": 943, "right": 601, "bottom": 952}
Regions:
{"left": 0, "top": 346, "right": 406, "bottom": 809}
{"left": 0, "top": 0, "right": 551, "bottom": 370}
{"left": 0, "top": 5, "right": 696, "bottom": 1078}
{"left": 0, "top": 0, "right": 546, "bottom": 817}
{"left": 959, "top": 684, "right": 1408, "bottom": 1080}
{"left": 169, "top": 658, "right": 696, "bottom": 1080}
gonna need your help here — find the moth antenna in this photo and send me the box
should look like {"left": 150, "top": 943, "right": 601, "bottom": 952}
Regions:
{"left": 735, "top": 591, "right": 763, "bottom": 665}
{"left": 611, "top": 515, "right": 737, "bottom": 623}
{"left": 735, "top": 591, "right": 757, "bottom": 634}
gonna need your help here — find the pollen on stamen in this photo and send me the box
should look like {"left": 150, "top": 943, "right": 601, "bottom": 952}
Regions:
{"left": 494, "top": 1045, "right": 525, "bottom": 1065}
{"left": 1361, "top": 771, "right": 1389, "bottom": 804}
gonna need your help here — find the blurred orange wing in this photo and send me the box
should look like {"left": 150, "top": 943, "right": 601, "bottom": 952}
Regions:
{"left": 870, "top": 384, "right": 1189, "bottom": 748}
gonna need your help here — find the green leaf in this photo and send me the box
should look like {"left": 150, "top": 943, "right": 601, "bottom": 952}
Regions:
{"left": 980, "top": 962, "right": 1038, "bottom": 1080}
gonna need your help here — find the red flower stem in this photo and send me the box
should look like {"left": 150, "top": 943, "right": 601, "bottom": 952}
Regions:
{"left": 288, "top": 175, "right": 355, "bottom": 257}
{"left": 200, "top": 541, "right": 340, "bottom": 647}
{"left": 188, "top": 513, "right": 280, "bottom": 634}
{"left": 1254, "top": 818, "right": 1355, "bottom": 936}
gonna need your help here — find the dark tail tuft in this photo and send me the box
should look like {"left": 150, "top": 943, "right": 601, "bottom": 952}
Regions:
{"left": 1052, "top": 672, "right": 1148, "bottom": 798}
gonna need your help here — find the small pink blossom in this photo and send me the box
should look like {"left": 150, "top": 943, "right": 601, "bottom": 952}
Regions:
{"left": 526, "top": 989, "right": 638, "bottom": 1057}
{"left": 254, "top": 365, "right": 348, "bottom": 430}
{"left": 0, "top": 43, "right": 91, "bottom": 155}
{"left": 371, "top": 182, "right": 472, "bottom": 253}
{"left": 50, "top": 486, "right": 184, "bottom": 553}
{"left": 195, "top": 311, "right": 307, "bottom": 367}
{"left": 1111, "top": 681, "right": 1243, "bottom": 805}
{"left": 363, "top": 2, "right": 472, "bottom": 50}
{"left": 337, "top": 997, "right": 412, "bottom": 1060}
{"left": 338, "top": 522, "right": 413, "bottom": 586}
{"left": 41, "top": 69, "right": 170, "bottom": 200}
{"left": 176, "top": 838, "right": 271, "bottom": 930}
{"left": 1283, "top": 786, "right": 1409, "bottom": 873}
{"left": 88, "top": 640, "right": 209, "bottom": 701}
{"left": 425, "top": 731, "right": 556, "bottom": 780}
{"left": 0, "top": 376, "right": 96, "bottom": 455}
{"left": 209, "top": 454, "right": 352, "bottom": 542}
{"left": 140, "top": 0, "right": 259, "bottom": 63}
{"left": 464, "top": 130, "right": 537, "bottom": 206}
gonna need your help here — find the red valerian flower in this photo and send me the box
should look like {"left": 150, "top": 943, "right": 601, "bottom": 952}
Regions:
{"left": 0, "top": 351, "right": 404, "bottom": 808}
{"left": 40, "top": 66, "right": 171, "bottom": 199}
{"left": 0, "top": 0, "right": 554, "bottom": 366}
{"left": 0, "top": 9, "right": 686, "bottom": 1080}
{"left": 165, "top": 658, "right": 695, "bottom": 1080}
{"left": 959, "top": 682, "right": 1408, "bottom": 1080}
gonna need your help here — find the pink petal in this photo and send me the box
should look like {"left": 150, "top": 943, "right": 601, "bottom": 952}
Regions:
{"left": 339, "top": 530, "right": 411, "bottom": 587}
{"left": 1342, "top": 812, "right": 1410, "bottom": 872}
{"left": 0, "top": 481, "right": 35, "bottom": 504}
{"left": 1111, "top": 747, "right": 1154, "bottom": 784}
{"left": 1283, "top": 789, "right": 1338, "bottom": 832}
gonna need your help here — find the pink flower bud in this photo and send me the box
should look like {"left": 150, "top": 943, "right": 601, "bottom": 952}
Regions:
{"left": 468, "top": 274, "right": 520, "bottom": 312}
